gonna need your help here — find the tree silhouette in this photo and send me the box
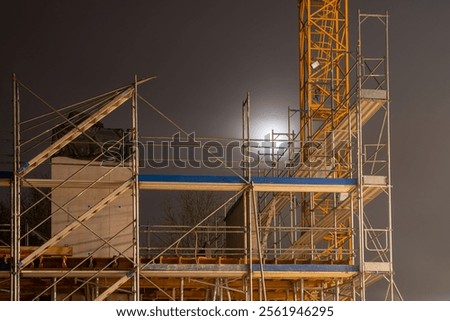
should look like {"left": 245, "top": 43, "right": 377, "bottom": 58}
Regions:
{"left": 0, "top": 188, "right": 51, "bottom": 246}
{"left": 162, "top": 191, "right": 225, "bottom": 256}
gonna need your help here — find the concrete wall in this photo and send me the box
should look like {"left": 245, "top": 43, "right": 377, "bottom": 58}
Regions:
{"left": 51, "top": 157, "right": 133, "bottom": 257}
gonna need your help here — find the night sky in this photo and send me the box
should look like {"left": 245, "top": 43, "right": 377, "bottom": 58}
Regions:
{"left": 1, "top": 1, "right": 450, "bottom": 300}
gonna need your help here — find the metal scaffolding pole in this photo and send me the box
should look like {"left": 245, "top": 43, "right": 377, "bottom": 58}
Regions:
{"left": 384, "top": 12, "right": 395, "bottom": 302}
{"left": 11, "top": 74, "right": 20, "bottom": 301}
{"left": 131, "top": 75, "right": 141, "bottom": 300}
{"left": 356, "top": 12, "right": 365, "bottom": 299}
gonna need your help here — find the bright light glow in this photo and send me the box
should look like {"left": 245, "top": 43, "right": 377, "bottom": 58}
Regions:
{"left": 251, "top": 115, "right": 286, "bottom": 140}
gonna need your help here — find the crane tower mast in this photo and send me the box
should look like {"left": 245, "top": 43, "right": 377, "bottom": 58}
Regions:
{"left": 298, "top": 0, "right": 349, "bottom": 141}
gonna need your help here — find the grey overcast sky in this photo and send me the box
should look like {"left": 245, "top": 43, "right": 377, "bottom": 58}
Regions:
{"left": 1, "top": 1, "right": 450, "bottom": 300}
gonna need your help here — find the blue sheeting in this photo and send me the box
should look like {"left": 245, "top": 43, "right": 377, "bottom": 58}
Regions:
{"left": 252, "top": 176, "right": 356, "bottom": 185}
{"left": 0, "top": 172, "right": 357, "bottom": 186}
{"left": 138, "top": 174, "right": 356, "bottom": 186}
{"left": 138, "top": 174, "right": 244, "bottom": 183}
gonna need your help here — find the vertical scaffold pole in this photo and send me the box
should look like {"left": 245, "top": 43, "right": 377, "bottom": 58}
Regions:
{"left": 242, "top": 93, "right": 253, "bottom": 300}
{"left": 132, "top": 75, "right": 140, "bottom": 300}
{"left": 11, "top": 74, "right": 20, "bottom": 301}
{"left": 384, "top": 12, "right": 395, "bottom": 301}
{"left": 356, "top": 10, "right": 366, "bottom": 301}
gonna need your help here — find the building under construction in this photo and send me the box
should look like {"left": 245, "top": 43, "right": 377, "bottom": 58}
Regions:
{"left": 0, "top": 1, "right": 402, "bottom": 301}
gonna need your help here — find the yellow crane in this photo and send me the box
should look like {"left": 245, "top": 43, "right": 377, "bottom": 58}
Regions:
{"left": 298, "top": 0, "right": 349, "bottom": 142}
{"left": 297, "top": 0, "right": 351, "bottom": 252}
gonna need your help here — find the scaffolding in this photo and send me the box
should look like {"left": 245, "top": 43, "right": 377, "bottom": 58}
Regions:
{"left": 0, "top": 6, "right": 402, "bottom": 301}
